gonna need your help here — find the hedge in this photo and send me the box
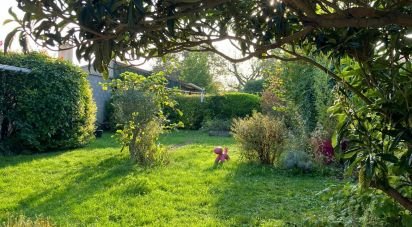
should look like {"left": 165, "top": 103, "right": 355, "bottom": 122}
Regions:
{"left": 166, "top": 95, "right": 206, "bottom": 130}
{"left": 168, "top": 92, "right": 261, "bottom": 130}
{"left": 0, "top": 52, "right": 96, "bottom": 153}
{"left": 206, "top": 92, "right": 261, "bottom": 120}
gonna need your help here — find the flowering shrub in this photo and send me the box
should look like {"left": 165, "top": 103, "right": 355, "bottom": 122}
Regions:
{"left": 309, "top": 124, "right": 335, "bottom": 164}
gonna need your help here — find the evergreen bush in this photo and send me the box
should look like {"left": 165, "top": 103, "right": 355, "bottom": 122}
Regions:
{"left": 0, "top": 52, "right": 96, "bottom": 153}
{"left": 206, "top": 92, "right": 261, "bottom": 120}
{"left": 166, "top": 95, "right": 205, "bottom": 130}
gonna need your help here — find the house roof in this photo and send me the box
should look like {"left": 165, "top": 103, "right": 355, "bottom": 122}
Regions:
{"left": 112, "top": 61, "right": 151, "bottom": 77}
{"left": 0, "top": 64, "right": 32, "bottom": 74}
{"left": 165, "top": 76, "right": 204, "bottom": 92}
{"left": 185, "top": 83, "right": 204, "bottom": 91}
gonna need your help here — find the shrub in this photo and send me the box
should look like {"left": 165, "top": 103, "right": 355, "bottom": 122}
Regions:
{"left": 309, "top": 124, "right": 335, "bottom": 164}
{"left": 206, "top": 92, "right": 261, "bottom": 120}
{"left": 306, "top": 183, "right": 412, "bottom": 226}
{"left": 0, "top": 52, "right": 96, "bottom": 153}
{"left": 109, "top": 72, "right": 176, "bottom": 165}
{"left": 243, "top": 79, "right": 264, "bottom": 94}
{"left": 103, "top": 97, "right": 116, "bottom": 131}
{"left": 260, "top": 90, "right": 283, "bottom": 115}
{"left": 280, "top": 150, "right": 313, "bottom": 172}
{"left": 201, "top": 118, "right": 232, "bottom": 132}
{"left": 231, "top": 112, "right": 287, "bottom": 165}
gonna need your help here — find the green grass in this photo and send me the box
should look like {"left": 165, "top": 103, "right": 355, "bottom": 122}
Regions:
{"left": 0, "top": 131, "right": 338, "bottom": 226}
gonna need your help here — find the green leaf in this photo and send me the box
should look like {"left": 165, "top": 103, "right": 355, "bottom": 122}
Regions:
{"left": 8, "top": 7, "right": 18, "bottom": 21}
{"left": 342, "top": 148, "right": 360, "bottom": 159}
{"left": 4, "top": 28, "right": 19, "bottom": 53}
{"left": 331, "top": 130, "right": 338, "bottom": 148}
{"left": 3, "top": 19, "right": 14, "bottom": 25}
{"left": 345, "top": 156, "right": 362, "bottom": 176}
{"left": 378, "top": 153, "right": 398, "bottom": 163}
{"left": 102, "top": 68, "right": 109, "bottom": 80}
{"left": 365, "top": 156, "right": 374, "bottom": 180}
{"left": 387, "top": 131, "right": 404, "bottom": 153}
{"left": 402, "top": 213, "right": 412, "bottom": 226}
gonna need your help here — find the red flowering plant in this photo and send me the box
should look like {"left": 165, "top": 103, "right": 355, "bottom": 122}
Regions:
{"left": 309, "top": 124, "right": 335, "bottom": 164}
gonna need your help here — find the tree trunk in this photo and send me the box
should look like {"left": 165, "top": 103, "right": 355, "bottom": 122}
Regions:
{"left": 129, "top": 132, "right": 138, "bottom": 162}
{"left": 0, "top": 117, "right": 9, "bottom": 141}
{"left": 371, "top": 181, "right": 412, "bottom": 213}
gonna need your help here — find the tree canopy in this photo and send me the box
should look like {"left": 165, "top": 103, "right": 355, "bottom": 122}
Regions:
{"left": 179, "top": 52, "right": 213, "bottom": 91}
{"left": 5, "top": 0, "right": 411, "bottom": 73}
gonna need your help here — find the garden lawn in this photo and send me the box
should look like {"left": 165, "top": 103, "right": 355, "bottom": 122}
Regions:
{"left": 0, "top": 131, "right": 338, "bottom": 226}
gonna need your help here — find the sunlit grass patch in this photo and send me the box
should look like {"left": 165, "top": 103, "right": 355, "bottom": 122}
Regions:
{"left": 0, "top": 131, "right": 338, "bottom": 226}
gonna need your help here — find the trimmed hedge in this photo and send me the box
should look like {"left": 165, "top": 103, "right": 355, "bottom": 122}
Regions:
{"left": 168, "top": 92, "right": 261, "bottom": 130}
{"left": 206, "top": 92, "right": 261, "bottom": 120}
{"left": 0, "top": 52, "right": 96, "bottom": 153}
{"left": 166, "top": 95, "right": 205, "bottom": 130}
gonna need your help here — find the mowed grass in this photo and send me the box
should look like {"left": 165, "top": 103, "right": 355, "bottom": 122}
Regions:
{"left": 0, "top": 131, "right": 338, "bottom": 226}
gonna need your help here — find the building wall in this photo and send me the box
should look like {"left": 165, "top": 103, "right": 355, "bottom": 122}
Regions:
{"left": 87, "top": 74, "right": 111, "bottom": 125}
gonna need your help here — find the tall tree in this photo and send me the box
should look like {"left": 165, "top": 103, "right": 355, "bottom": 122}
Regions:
{"left": 152, "top": 52, "right": 219, "bottom": 92}
{"left": 179, "top": 52, "right": 212, "bottom": 91}
{"left": 227, "top": 59, "right": 276, "bottom": 90}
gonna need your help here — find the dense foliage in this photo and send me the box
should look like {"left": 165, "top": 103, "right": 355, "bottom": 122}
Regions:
{"left": 179, "top": 52, "right": 214, "bottom": 92}
{"left": 8, "top": 1, "right": 410, "bottom": 74}
{"left": 0, "top": 52, "right": 96, "bottom": 153}
{"left": 166, "top": 95, "right": 205, "bottom": 130}
{"left": 206, "top": 93, "right": 261, "bottom": 121}
{"left": 168, "top": 93, "right": 260, "bottom": 130}
{"left": 242, "top": 79, "right": 264, "bottom": 94}
{"left": 330, "top": 56, "right": 412, "bottom": 211}
{"left": 308, "top": 183, "right": 412, "bottom": 226}
{"left": 281, "top": 63, "right": 321, "bottom": 133}
{"left": 265, "top": 61, "right": 335, "bottom": 134}
{"left": 232, "top": 112, "right": 287, "bottom": 165}
{"left": 108, "top": 72, "right": 176, "bottom": 164}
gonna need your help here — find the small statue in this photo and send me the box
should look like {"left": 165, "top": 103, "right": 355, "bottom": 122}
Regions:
{"left": 213, "top": 146, "right": 230, "bottom": 165}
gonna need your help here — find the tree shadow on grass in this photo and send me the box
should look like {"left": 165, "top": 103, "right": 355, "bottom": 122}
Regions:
{"left": 12, "top": 155, "right": 139, "bottom": 224}
{"left": 211, "top": 162, "right": 334, "bottom": 226}
{"left": 0, "top": 133, "right": 120, "bottom": 169}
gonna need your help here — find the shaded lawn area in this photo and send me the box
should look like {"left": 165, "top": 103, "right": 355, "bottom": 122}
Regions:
{"left": 0, "top": 131, "right": 338, "bottom": 226}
